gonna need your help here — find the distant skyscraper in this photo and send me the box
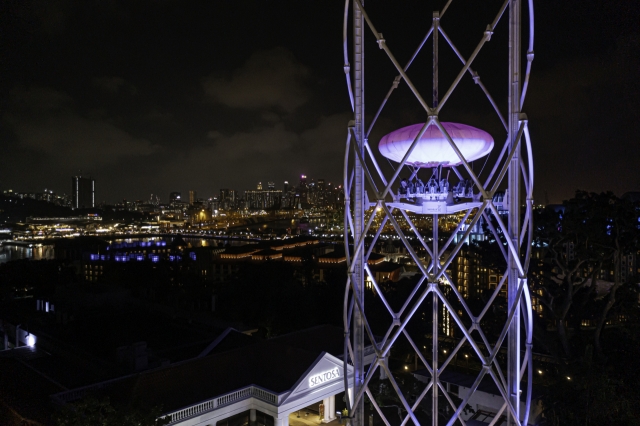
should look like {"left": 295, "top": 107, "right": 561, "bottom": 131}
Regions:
{"left": 267, "top": 181, "right": 275, "bottom": 190}
{"left": 298, "top": 175, "right": 308, "bottom": 203}
{"left": 244, "top": 189, "right": 282, "bottom": 209}
{"left": 71, "top": 175, "right": 94, "bottom": 209}
{"left": 283, "top": 181, "right": 289, "bottom": 193}
{"left": 257, "top": 182, "right": 263, "bottom": 190}
{"left": 189, "top": 190, "right": 196, "bottom": 205}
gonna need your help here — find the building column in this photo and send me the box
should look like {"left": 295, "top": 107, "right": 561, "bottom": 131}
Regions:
{"left": 348, "top": 388, "right": 354, "bottom": 412}
{"left": 329, "top": 395, "right": 336, "bottom": 422}
{"left": 275, "top": 414, "right": 289, "bottom": 426}
{"left": 379, "top": 357, "right": 388, "bottom": 380}
{"left": 250, "top": 409, "right": 257, "bottom": 426}
{"left": 322, "top": 395, "right": 337, "bottom": 423}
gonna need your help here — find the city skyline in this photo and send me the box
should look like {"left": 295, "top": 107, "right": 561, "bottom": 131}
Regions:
{"left": 1, "top": 0, "right": 638, "bottom": 204}
{"left": 3, "top": 172, "right": 342, "bottom": 206}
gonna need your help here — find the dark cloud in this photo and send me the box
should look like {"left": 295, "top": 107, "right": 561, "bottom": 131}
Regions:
{"left": 174, "top": 111, "right": 350, "bottom": 190}
{"left": 0, "top": 0, "right": 637, "bottom": 203}
{"left": 31, "top": 0, "right": 69, "bottom": 35}
{"left": 3, "top": 87, "right": 159, "bottom": 170}
{"left": 525, "top": 31, "right": 640, "bottom": 203}
{"left": 92, "top": 76, "right": 137, "bottom": 95}
{"left": 203, "top": 47, "right": 310, "bottom": 113}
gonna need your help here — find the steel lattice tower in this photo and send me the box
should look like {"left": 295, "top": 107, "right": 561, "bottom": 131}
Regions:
{"left": 341, "top": 1, "right": 535, "bottom": 425}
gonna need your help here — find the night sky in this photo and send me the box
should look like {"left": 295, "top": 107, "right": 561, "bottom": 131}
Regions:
{"left": 1, "top": 0, "right": 638, "bottom": 204}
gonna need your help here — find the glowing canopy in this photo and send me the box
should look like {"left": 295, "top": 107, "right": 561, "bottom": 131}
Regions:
{"left": 378, "top": 122, "right": 494, "bottom": 167}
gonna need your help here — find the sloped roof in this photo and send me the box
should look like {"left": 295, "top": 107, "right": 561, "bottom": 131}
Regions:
{"left": 0, "top": 357, "right": 65, "bottom": 424}
{"left": 93, "top": 339, "right": 322, "bottom": 413}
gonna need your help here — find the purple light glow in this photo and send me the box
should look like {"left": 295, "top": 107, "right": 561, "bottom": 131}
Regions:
{"left": 378, "top": 122, "right": 494, "bottom": 167}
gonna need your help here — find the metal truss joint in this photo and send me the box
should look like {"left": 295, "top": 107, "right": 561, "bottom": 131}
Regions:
{"left": 484, "top": 25, "right": 494, "bottom": 41}
{"left": 527, "top": 51, "right": 535, "bottom": 61}
{"left": 392, "top": 316, "right": 401, "bottom": 327}
{"left": 376, "top": 34, "right": 385, "bottom": 49}
{"left": 392, "top": 75, "right": 401, "bottom": 88}
{"left": 344, "top": 63, "right": 351, "bottom": 74}
{"left": 518, "top": 113, "right": 528, "bottom": 122}
{"left": 472, "top": 71, "right": 481, "bottom": 85}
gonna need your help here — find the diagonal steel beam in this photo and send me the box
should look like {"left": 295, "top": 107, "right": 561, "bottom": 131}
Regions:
{"left": 438, "top": 26, "right": 507, "bottom": 130}
{"left": 446, "top": 366, "right": 491, "bottom": 426}
{"left": 381, "top": 120, "right": 433, "bottom": 200}
{"left": 438, "top": 207, "right": 474, "bottom": 258}
{"left": 436, "top": 28, "right": 493, "bottom": 113}
{"left": 432, "top": 118, "right": 490, "bottom": 200}
{"left": 380, "top": 361, "right": 423, "bottom": 426}
{"left": 489, "top": 121, "right": 526, "bottom": 197}
{"left": 353, "top": 0, "right": 433, "bottom": 115}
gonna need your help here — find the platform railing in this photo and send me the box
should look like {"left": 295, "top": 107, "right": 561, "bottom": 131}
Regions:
{"left": 162, "top": 385, "right": 280, "bottom": 425}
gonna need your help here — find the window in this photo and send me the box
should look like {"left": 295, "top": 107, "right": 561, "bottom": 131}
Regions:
{"left": 448, "top": 384, "right": 459, "bottom": 395}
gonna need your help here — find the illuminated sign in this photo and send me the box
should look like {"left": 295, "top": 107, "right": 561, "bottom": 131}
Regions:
{"left": 309, "top": 367, "right": 340, "bottom": 388}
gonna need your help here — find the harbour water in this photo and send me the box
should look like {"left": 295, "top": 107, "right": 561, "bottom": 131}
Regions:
{"left": 0, "top": 243, "right": 55, "bottom": 264}
{"left": 0, "top": 219, "right": 336, "bottom": 264}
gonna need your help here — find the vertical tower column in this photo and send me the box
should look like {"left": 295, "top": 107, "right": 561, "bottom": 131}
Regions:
{"left": 432, "top": 13, "right": 440, "bottom": 426}
{"left": 507, "top": 0, "right": 522, "bottom": 424}
{"left": 352, "top": 1, "right": 365, "bottom": 426}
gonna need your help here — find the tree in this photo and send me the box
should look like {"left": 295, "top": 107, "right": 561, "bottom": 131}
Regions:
{"left": 54, "top": 396, "right": 169, "bottom": 426}
{"left": 540, "top": 342, "right": 640, "bottom": 426}
{"left": 530, "top": 191, "right": 640, "bottom": 359}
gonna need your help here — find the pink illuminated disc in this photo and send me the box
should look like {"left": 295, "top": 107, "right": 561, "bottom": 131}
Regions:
{"left": 378, "top": 122, "right": 494, "bottom": 167}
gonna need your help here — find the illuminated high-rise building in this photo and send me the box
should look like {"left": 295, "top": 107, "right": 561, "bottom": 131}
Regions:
{"left": 169, "top": 192, "right": 181, "bottom": 203}
{"left": 71, "top": 175, "right": 94, "bottom": 209}
{"left": 298, "top": 175, "right": 308, "bottom": 203}
{"left": 189, "top": 190, "right": 196, "bottom": 205}
{"left": 244, "top": 189, "right": 282, "bottom": 209}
